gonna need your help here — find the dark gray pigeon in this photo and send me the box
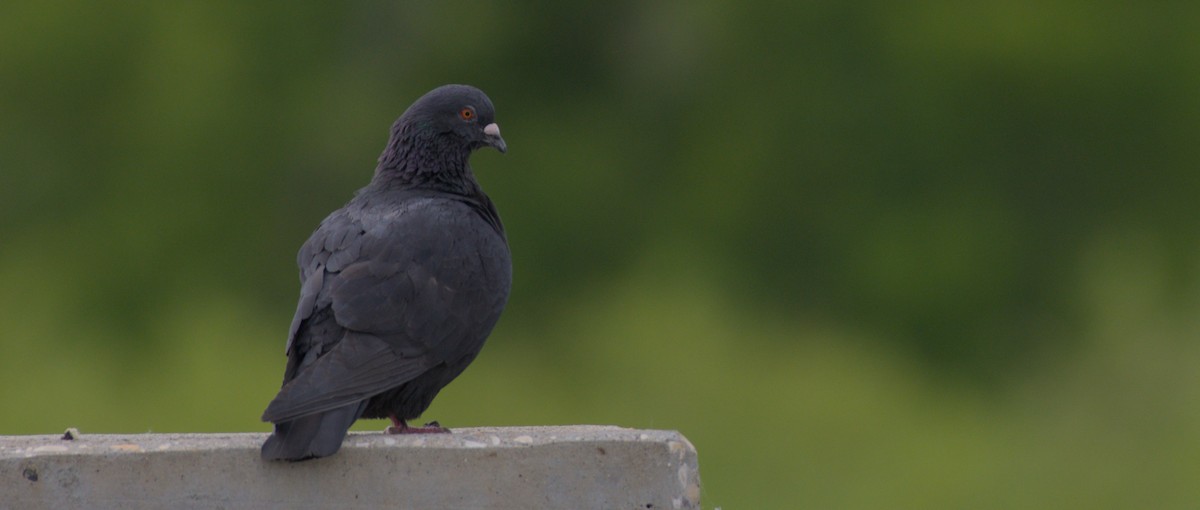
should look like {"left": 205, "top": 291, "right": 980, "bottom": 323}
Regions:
{"left": 261, "top": 84, "right": 511, "bottom": 461}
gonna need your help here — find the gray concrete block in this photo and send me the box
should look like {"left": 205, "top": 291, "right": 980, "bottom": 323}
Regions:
{"left": 0, "top": 425, "right": 700, "bottom": 510}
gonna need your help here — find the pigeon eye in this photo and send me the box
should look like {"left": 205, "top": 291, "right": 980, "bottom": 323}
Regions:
{"left": 459, "top": 108, "right": 475, "bottom": 121}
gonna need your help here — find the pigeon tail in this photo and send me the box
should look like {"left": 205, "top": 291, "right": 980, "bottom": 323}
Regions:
{"left": 261, "top": 400, "right": 367, "bottom": 461}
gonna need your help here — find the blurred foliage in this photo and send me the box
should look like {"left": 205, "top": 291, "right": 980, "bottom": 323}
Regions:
{"left": 2, "top": 2, "right": 1199, "bottom": 508}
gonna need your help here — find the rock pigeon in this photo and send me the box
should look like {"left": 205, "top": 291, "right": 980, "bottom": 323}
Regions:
{"left": 260, "top": 85, "right": 511, "bottom": 461}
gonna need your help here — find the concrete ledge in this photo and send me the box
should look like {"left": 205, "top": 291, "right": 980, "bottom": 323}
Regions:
{"left": 1, "top": 425, "right": 700, "bottom": 510}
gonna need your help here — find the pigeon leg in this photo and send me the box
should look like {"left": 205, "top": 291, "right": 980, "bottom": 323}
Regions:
{"left": 385, "top": 415, "right": 451, "bottom": 434}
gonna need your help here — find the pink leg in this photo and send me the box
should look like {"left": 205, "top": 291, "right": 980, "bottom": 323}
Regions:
{"left": 385, "top": 415, "right": 451, "bottom": 434}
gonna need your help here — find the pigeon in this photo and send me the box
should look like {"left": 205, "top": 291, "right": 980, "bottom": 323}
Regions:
{"left": 260, "top": 84, "right": 511, "bottom": 461}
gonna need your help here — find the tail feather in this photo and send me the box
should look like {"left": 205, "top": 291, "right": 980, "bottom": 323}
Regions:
{"left": 261, "top": 400, "right": 366, "bottom": 461}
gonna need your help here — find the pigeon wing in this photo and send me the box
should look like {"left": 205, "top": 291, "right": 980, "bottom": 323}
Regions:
{"left": 264, "top": 195, "right": 507, "bottom": 422}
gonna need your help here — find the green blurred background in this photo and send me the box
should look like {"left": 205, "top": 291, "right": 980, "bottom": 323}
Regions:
{"left": 2, "top": 2, "right": 1199, "bottom": 508}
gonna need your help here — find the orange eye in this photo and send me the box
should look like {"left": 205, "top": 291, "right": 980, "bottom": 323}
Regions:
{"left": 459, "top": 107, "right": 475, "bottom": 121}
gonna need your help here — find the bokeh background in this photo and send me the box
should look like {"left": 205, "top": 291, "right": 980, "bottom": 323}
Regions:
{"left": 3, "top": 2, "right": 1199, "bottom": 508}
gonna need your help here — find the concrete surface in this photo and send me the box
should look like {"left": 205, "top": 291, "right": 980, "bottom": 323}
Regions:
{"left": 0, "top": 425, "right": 700, "bottom": 510}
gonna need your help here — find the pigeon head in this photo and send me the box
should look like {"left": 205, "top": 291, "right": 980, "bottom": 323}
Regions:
{"left": 375, "top": 85, "right": 507, "bottom": 191}
{"left": 404, "top": 84, "right": 507, "bottom": 154}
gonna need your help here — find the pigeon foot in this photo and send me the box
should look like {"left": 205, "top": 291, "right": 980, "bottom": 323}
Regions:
{"left": 385, "top": 415, "right": 451, "bottom": 434}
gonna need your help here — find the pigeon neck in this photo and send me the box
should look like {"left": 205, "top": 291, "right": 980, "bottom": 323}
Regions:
{"left": 372, "top": 129, "right": 480, "bottom": 196}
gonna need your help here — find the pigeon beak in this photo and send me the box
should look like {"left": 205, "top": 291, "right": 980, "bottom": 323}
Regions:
{"left": 483, "top": 123, "right": 507, "bottom": 154}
